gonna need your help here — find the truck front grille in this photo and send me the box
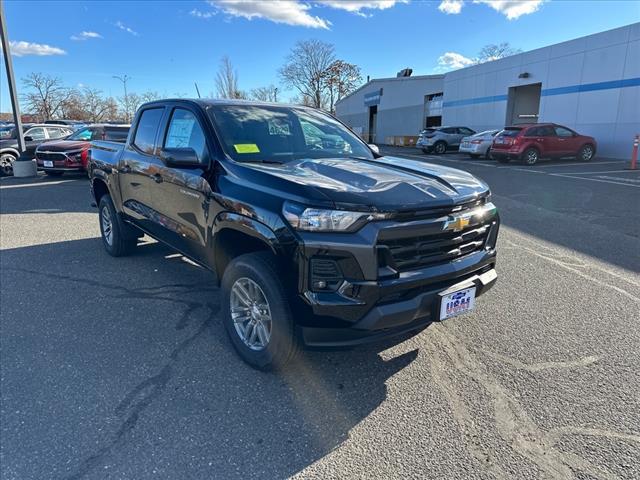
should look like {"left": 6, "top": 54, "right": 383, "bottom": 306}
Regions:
{"left": 379, "top": 223, "right": 492, "bottom": 272}
{"left": 36, "top": 151, "right": 67, "bottom": 161}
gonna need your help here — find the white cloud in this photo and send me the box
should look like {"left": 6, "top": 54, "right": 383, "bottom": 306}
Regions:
{"left": 436, "top": 51, "right": 476, "bottom": 71}
{"left": 438, "top": 0, "right": 463, "bottom": 14}
{"left": 437, "top": 0, "right": 544, "bottom": 19}
{"left": 115, "top": 21, "right": 139, "bottom": 36}
{"left": 70, "top": 31, "right": 102, "bottom": 41}
{"left": 474, "top": 0, "right": 544, "bottom": 19}
{"left": 190, "top": 8, "right": 216, "bottom": 19}
{"left": 209, "top": 0, "right": 330, "bottom": 29}
{"left": 1, "top": 40, "right": 66, "bottom": 57}
{"left": 316, "top": 0, "right": 407, "bottom": 16}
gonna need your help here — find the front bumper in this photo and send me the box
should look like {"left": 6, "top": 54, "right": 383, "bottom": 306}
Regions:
{"left": 300, "top": 267, "right": 496, "bottom": 347}
{"left": 294, "top": 202, "right": 500, "bottom": 347}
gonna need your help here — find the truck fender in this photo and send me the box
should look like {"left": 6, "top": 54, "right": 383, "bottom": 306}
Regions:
{"left": 0, "top": 148, "right": 20, "bottom": 159}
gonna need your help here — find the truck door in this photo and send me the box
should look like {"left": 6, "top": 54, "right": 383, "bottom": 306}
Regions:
{"left": 150, "top": 106, "right": 213, "bottom": 265}
{"left": 118, "top": 107, "right": 166, "bottom": 233}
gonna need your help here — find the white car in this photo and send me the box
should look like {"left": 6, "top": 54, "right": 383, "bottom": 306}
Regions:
{"left": 459, "top": 130, "right": 501, "bottom": 159}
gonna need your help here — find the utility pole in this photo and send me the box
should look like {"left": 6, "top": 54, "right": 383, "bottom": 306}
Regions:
{"left": 113, "top": 74, "right": 131, "bottom": 121}
{"left": 274, "top": 87, "right": 278, "bottom": 103}
{"left": 1, "top": 0, "right": 36, "bottom": 177}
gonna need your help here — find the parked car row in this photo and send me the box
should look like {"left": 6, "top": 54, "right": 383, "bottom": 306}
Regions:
{"left": 0, "top": 122, "right": 130, "bottom": 176}
{"left": 417, "top": 123, "right": 597, "bottom": 165}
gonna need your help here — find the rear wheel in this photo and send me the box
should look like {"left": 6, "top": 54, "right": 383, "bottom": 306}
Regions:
{"left": 221, "top": 252, "right": 301, "bottom": 370}
{"left": 522, "top": 148, "right": 540, "bottom": 166}
{"left": 45, "top": 171, "right": 63, "bottom": 177}
{"left": 577, "top": 144, "right": 595, "bottom": 162}
{"left": 98, "top": 194, "right": 138, "bottom": 257}
{"left": 0, "top": 153, "right": 16, "bottom": 176}
{"left": 434, "top": 141, "right": 447, "bottom": 155}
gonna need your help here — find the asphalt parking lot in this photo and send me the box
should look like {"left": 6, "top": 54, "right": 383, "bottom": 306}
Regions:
{"left": 1, "top": 151, "right": 639, "bottom": 479}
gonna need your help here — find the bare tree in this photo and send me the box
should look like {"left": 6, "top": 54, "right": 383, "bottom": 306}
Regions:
{"left": 477, "top": 43, "right": 521, "bottom": 63}
{"left": 250, "top": 85, "right": 279, "bottom": 102}
{"left": 118, "top": 92, "right": 142, "bottom": 122}
{"left": 21, "top": 73, "right": 72, "bottom": 120}
{"left": 280, "top": 40, "right": 335, "bottom": 109}
{"left": 140, "top": 90, "right": 161, "bottom": 103}
{"left": 215, "top": 56, "right": 246, "bottom": 99}
{"left": 80, "top": 87, "right": 112, "bottom": 122}
{"left": 321, "top": 60, "right": 362, "bottom": 113}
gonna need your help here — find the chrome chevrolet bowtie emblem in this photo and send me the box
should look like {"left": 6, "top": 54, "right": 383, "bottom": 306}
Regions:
{"left": 444, "top": 215, "right": 471, "bottom": 232}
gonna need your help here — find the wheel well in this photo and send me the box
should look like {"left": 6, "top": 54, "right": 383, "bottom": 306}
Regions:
{"left": 214, "top": 228, "right": 274, "bottom": 280}
{"left": 0, "top": 150, "right": 18, "bottom": 160}
{"left": 92, "top": 178, "right": 109, "bottom": 204}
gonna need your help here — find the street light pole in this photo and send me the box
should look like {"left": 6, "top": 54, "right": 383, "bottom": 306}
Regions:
{"left": 0, "top": 0, "right": 24, "bottom": 153}
{"left": 113, "top": 74, "right": 130, "bottom": 121}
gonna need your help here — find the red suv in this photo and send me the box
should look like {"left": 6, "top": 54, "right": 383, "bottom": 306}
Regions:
{"left": 491, "top": 123, "right": 596, "bottom": 165}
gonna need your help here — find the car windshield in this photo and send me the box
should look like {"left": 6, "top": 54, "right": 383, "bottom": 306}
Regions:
{"left": 67, "top": 127, "right": 94, "bottom": 141}
{"left": 208, "top": 104, "right": 374, "bottom": 163}
{"left": 499, "top": 128, "right": 522, "bottom": 137}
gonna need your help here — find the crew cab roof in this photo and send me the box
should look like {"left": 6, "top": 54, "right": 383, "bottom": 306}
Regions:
{"left": 138, "top": 98, "right": 308, "bottom": 110}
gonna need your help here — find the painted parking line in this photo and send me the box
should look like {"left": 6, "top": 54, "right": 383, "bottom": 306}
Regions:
{"left": 549, "top": 173, "right": 640, "bottom": 187}
{"left": 529, "top": 160, "right": 627, "bottom": 168}
{"left": 553, "top": 170, "right": 640, "bottom": 175}
{"left": 0, "top": 179, "right": 80, "bottom": 190}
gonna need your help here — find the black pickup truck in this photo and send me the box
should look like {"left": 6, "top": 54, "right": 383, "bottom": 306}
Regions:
{"left": 88, "top": 99, "right": 499, "bottom": 369}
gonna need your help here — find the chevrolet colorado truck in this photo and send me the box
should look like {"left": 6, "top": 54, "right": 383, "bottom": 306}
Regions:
{"left": 88, "top": 99, "right": 499, "bottom": 370}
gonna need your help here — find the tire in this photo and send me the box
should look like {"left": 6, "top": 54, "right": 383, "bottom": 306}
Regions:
{"left": 45, "top": 171, "right": 63, "bottom": 177}
{"left": 221, "top": 252, "right": 301, "bottom": 371}
{"left": 522, "top": 148, "right": 540, "bottom": 166}
{"left": 485, "top": 148, "right": 492, "bottom": 160}
{"left": 0, "top": 153, "right": 16, "bottom": 176}
{"left": 98, "top": 194, "right": 138, "bottom": 257}
{"left": 577, "top": 144, "right": 595, "bottom": 162}
{"left": 433, "top": 141, "right": 447, "bottom": 155}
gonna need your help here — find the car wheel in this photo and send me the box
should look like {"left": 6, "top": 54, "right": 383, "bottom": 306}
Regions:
{"left": 98, "top": 194, "right": 138, "bottom": 257}
{"left": 485, "top": 148, "right": 492, "bottom": 160}
{"left": 222, "top": 252, "right": 301, "bottom": 371}
{"left": 434, "top": 141, "right": 447, "bottom": 155}
{"left": 522, "top": 148, "right": 540, "bottom": 166}
{"left": 577, "top": 144, "right": 595, "bottom": 162}
{"left": 45, "top": 171, "right": 63, "bottom": 177}
{"left": 0, "top": 153, "right": 16, "bottom": 176}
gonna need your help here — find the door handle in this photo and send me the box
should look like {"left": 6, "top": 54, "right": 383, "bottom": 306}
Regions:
{"left": 150, "top": 173, "right": 163, "bottom": 183}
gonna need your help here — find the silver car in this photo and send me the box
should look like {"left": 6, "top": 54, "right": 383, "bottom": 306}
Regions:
{"left": 459, "top": 129, "right": 501, "bottom": 159}
{"left": 416, "top": 126, "right": 476, "bottom": 154}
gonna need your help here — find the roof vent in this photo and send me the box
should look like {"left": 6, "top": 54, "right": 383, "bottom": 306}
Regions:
{"left": 397, "top": 68, "right": 413, "bottom": 78}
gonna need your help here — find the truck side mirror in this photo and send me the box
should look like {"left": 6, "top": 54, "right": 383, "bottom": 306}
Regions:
{"left": 160, "top": 147, "right": 202, "bottom": 168}
{"left": 368, "top": 144, "right": 380, "bottom": 154}
{"left": 24, "top": 136, "right": 33, "bottom": 142}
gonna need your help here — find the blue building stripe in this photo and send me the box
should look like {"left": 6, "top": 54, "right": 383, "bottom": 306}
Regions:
{"left": 443, "top": 77, "right": 640, "bottom": 108}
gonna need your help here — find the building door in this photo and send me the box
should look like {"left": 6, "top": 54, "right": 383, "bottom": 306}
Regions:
{"left": 368, "top": 105, "right": 377, "bottom": 143}
{"left": 506, "top": 83, "right": 542, "bottom": 125}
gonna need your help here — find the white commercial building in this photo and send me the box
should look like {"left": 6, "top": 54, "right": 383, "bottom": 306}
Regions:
{"left": 336, "top": 22, "right": 640, "bottom": 159}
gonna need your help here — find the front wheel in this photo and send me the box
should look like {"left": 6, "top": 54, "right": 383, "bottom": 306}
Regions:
{"left": 522, "top": 148, "right": 540, "bottom": 166}
{"left": 98, "top": 194, "right": 138, "bottom": 257}
{"left": 577, "top": 144, "right": 595, "bottom": 162}
{"left": 221, "top": 252, "right": 300, "bottom": 370}
{"left": 0, "top": 153, "right": 16, "bottom": 176}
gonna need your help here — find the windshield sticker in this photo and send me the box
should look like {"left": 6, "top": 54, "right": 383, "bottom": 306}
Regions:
{"left": 268, "top": 119, "right": 291, "bottom": 136}
{"left": 234, "top": 143, "right": 260, "bottom": 154}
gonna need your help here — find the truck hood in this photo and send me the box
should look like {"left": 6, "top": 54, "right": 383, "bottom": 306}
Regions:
{"left": 36, "top": 140, "right": 88, "bottom": 152}
{"left": 240, "top": 156, "right": 489, "bottom": 211}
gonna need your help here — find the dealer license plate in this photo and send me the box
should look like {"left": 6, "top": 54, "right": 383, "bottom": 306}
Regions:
{"left": 439, "top": 287, "right": 476, "bottom": 320}
{"left": 44, "top": 161, "right": 54, "bottom": 167}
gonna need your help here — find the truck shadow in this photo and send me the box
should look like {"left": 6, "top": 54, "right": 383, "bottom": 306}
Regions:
{"left": 1, "top": 238, "right": 419, "bottom": 479}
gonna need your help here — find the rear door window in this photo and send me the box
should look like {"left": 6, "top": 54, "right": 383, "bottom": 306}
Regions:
{"left": 133, "top": 108, "right": 164, "bottom": 154}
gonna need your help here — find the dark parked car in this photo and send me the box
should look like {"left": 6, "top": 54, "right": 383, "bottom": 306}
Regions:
{"left": 416, "top": 126, "right": 476, "bottom": 154}
{"left": 36, "top": 124, "right": 129, "bottom": 176}
{"left": 0, "top": 124, "right": 73, "bottom": 175}
{"left": 491, "top": 123, "right": 597, "bottom": 165}
{"left": 89, "top": 99, "right": 499, "bottom": 370}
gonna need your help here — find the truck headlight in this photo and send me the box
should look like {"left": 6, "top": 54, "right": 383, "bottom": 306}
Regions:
{"left": 283, "top": 202, "right": 389, "bottom": 232}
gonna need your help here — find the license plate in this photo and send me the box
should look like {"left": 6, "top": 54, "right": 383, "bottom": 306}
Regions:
{"left": 44, "top": 161, "right": 53, "bottom": 167}
{"left": 439, "top": 287, "right": 476, "bottom": 320}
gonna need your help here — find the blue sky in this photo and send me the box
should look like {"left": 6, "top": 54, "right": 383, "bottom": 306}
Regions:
{"left": 1, "top": 0, "right": 639, "bottom": 111}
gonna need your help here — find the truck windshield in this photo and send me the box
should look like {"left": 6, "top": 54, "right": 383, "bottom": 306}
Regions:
{"left": 208, "top": 104, "right": 374, "bottom": 163}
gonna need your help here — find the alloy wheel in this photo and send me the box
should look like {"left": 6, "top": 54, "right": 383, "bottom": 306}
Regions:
{"left": 525, "top": 150, "right": 538, "bottom": 165}
{"left": 230, "top": 277, "right": 272, "bottom": 351}
{"left": 581, "top": 146, "right": 594, "bottom": 161}
{"left": 101, "top": 206, "right": 113, "bottom": 246}
{"left": 0, "top": 155, "right": 14, "bottom": 176}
